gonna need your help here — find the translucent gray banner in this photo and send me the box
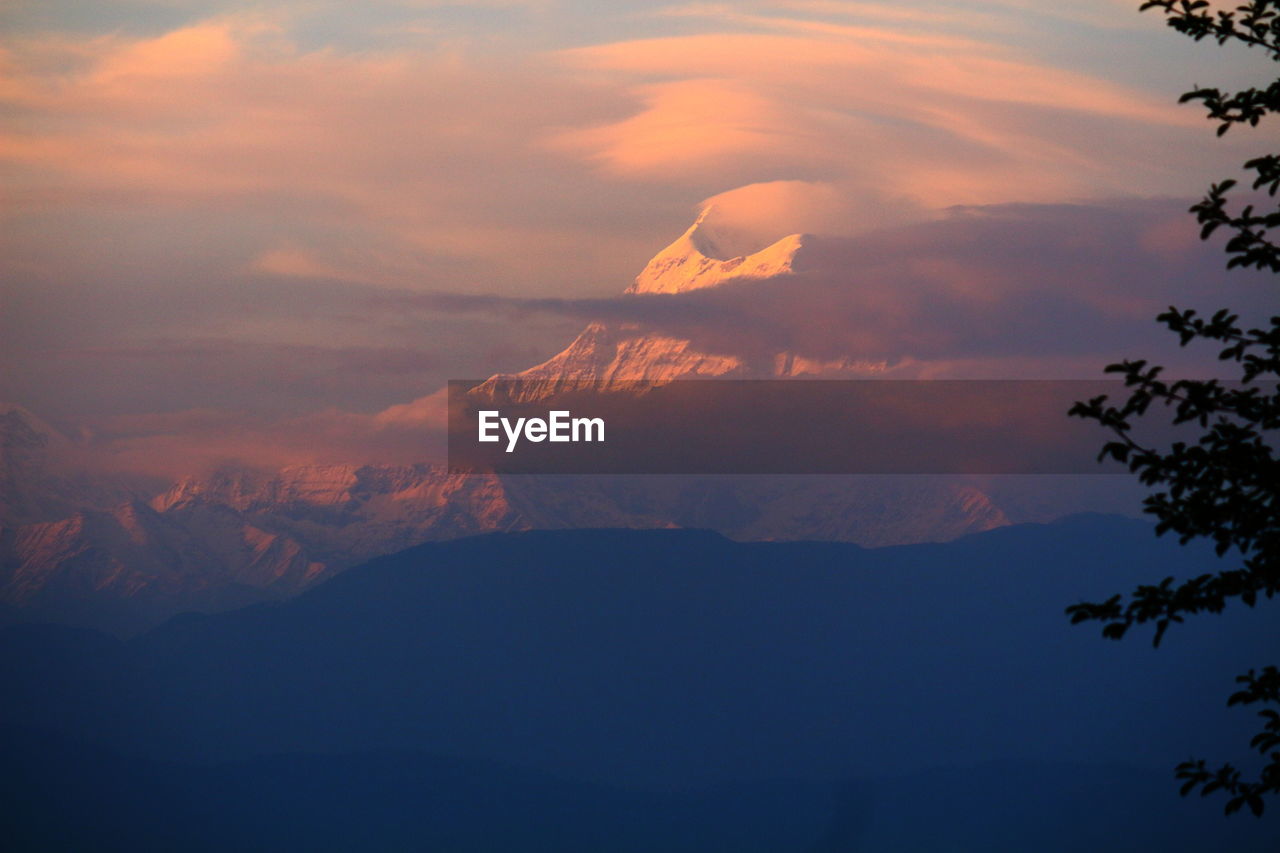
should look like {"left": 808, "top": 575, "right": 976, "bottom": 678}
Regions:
{"left": 447, "top": 379, "right": 1190, "bottom": 475}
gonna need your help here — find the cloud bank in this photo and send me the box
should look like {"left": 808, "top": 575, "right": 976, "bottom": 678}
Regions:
{"left": 2, "top": 2, "right": 1266, "bottom": 476}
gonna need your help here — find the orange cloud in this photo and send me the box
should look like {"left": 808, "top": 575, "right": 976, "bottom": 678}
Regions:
{"left": 0, "top": 16, "right": 665, "bottom": 296}
{"left": 557, "top": 77, "right": 807, "bottom": 178}
{"left": 2, "top": 3, "right": 1262, "bottom": 444}
{"left": 553, "top": 25, "right": 1224, "bottom": 225}
{"left": 0, "top": 7, "right": 1245, "bottom": 303}
{"left": 695, "top": 180, "right": 908, "bottom": 250}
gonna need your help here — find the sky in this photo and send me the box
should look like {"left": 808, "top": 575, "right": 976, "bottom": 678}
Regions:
{"left": 2, "top": 0, "right": 1275, "bottom": 473}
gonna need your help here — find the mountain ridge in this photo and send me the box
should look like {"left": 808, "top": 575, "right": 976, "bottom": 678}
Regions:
{"left": 1, "top": 516, "right": 1264, "bottom": 793}
{"left": 5, "top": 213, "right": 1114, "bottom": 631}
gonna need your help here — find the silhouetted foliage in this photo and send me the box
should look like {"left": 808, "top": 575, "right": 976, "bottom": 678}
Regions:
{"left": 1069, "top": 0, "right": 1280, "bottom": 817}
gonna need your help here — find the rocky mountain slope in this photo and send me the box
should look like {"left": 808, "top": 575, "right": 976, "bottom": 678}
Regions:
{"left": 2, "top": 464, "right": 1010, "bottom": 632}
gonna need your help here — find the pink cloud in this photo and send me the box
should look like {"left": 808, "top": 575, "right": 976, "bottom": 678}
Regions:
{"left": 2, "top": 4, "right": 1262, "bottom": 458}
{"left": 0, "top": 17, "right": 671, "bottom": 296}
{"left": 554, "top": 26, "right": 1224, "bottom": 224}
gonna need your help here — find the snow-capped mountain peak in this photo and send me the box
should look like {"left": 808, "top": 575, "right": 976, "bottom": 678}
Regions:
{"left": 627, "top": 208, "right": 804, "bottom": 295}
{"left": 475, "top": 211, "right": 885, "bottom": 394}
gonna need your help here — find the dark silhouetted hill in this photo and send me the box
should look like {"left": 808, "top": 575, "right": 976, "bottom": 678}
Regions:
{"left": 1, "top": 517, "right": 1276, "bottom": 849}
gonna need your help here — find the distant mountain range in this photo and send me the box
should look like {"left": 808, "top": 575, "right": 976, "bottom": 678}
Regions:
{"left": 2, "top": 215, "right": 1141, "bottom": 631}
{"left": 1, "top": 421, "right": 1009, "bottom": 631}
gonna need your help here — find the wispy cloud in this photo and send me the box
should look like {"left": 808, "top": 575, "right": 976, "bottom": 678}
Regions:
{"left": 1, "top": 0, "right": 1256, "bottom": 457}
{"left": 394, "top": 201, "right": 1272, "bottom": 368}
{"left": 553, "top": 23, "right": 1212, "bottom": 229}
{"left": 0, "top": 15, "right": 671, "bottom": 296}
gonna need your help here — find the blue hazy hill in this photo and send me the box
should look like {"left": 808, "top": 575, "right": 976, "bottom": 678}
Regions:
{"left": 1, "top": 515, "right": 1276, "bottom": 849}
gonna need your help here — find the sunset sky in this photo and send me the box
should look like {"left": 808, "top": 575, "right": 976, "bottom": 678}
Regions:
{"left": 2, "top": 0, "right": 1275, "bottom": 470}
